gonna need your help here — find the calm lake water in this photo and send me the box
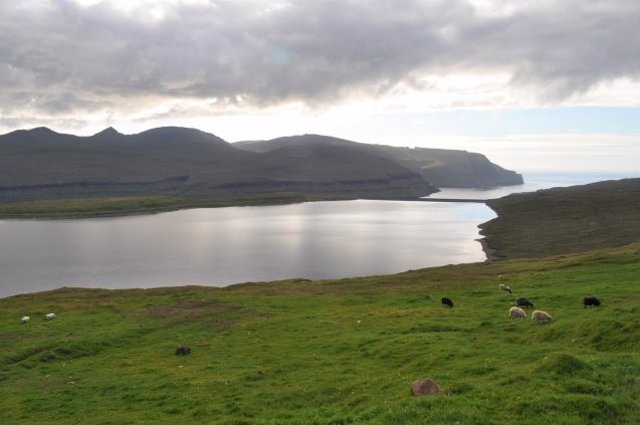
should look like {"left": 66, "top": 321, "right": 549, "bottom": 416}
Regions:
{"left": 1, "top": 170, "right": 636, "bottom": 298}
{"left": 0, "top": 200, "right": 495, "bottom": 298}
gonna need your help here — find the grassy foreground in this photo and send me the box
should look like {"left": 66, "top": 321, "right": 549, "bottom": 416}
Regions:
{"left": 1, "top": 243, "right": 639, "bottom": 424}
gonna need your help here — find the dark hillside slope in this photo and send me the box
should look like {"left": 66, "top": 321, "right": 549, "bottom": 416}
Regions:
{"left": 0, "top": 127, "right": 259, "bottom": 200}
{"left": 250, "top": 143, "right": 436, "bottom": 198}
{"left": 235, "top": 134, "right": 523, "bottom": 188}
{"left": 0, "top": 127, "right": 435, "bottom": 201}
{"left": 385, "top": 146, "right": 523, "bottom": 188}
{"left": 480, "top": 178, "right": 640, "bottom": 259}
{"left": 0, "top": 126, "right": 252, "bottom": 183}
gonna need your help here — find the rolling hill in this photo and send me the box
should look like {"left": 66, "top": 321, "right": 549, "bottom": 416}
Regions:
{"left": 235, "top": 134, "right": 524, "bottom": 188}
{"left": 0, "top": 127, "right": 522, "bottom": 205}
{"left": 480, "top": 178, "right": 640, "bottom": 258}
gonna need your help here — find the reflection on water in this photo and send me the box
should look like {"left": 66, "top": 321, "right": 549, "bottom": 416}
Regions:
{"left": 0, "top": 200, "right": 495, "bottom": 298}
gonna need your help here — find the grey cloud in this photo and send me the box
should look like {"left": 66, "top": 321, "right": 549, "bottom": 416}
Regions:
{"left": 0, "top": 0, "right": 638, "bottom": 114}
{"left": 457, "top": 1, "right": 640, "bottom": 101}
{"left": 2, "top": 91, "right": 114, "bottom": 115}
{"left": 0, "top": 114, "right": 89, "bottom": 132}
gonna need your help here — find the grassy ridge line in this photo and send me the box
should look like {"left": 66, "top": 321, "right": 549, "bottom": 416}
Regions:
{"left": 0, "top": 193, "right": 423, "bottom": 219}
{"left": 480, "top": 178, "right": 640, "bottom": 259}
{"left": 1, "top": 242, "right": 638, "bottom": 424}
{"left": 0, "top": 193, "right": 332, "bottom": 219}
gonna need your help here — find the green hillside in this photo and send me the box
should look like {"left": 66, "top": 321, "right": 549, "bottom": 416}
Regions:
{"left": 480, "top": 178, "right": 640, "bottom": 259}
{"left": 1, "top": 243, "right": 638, "bottom": 424}
{"left": 2, "top": 179, "right": 638, "bottom": 423}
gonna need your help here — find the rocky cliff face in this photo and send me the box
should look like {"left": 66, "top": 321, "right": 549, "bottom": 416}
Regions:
{"left": 410, "top": 149, "right": 523, "bottom": 188}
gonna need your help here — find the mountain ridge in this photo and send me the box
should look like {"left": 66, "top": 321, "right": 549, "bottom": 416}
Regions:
{"left": 235, "top": 134, "right": 523, "bottom": 188}
{"left": 0, "top": 126, "right": 522, "bottom": 203}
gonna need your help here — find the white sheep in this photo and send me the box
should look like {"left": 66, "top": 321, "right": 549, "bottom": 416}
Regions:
{"left": 20, "top": 316, "right": 30, "bottom": 324}
{"left": 508, "top": 306, "right": 526, "bottom": 319}
{"left": 498, "top": 283, "right": 512, "bottom": 294}
{"left": 531, "top": 310, "right": 552, "bottom": 324}
{"left": 45, "top": 313, "right": 56, "bottom": 320}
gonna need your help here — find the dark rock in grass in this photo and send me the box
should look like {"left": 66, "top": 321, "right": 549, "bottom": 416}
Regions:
{"left": 175, "top": 346, "right": 191, "bottom": 356}
{"left": 411, "top": 378, "right": 441, "bottom": 396}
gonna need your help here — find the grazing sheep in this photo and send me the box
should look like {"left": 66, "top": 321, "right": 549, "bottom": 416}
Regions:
{"left": 499, "top": 283, "right": 512, "bottom": 294}
{"left": 516, "top": 297, "right": 534, "bottom": 309}
{"left": 583, "top": 296, "right": 601, "bottom": 308}
{"left": 441, "top": 297, "right": 454, "bottom": 308}
{"left": 508, "top": 306, "right": 526, "bottom": 319}
{"left": 45, "top": 313, "right": 56, "bottom": 320}
{"left": 20, "top": 316, "right": 30, "bottom": 324}
{"left": 531, "top": 310, "right": 552, "bottom": 324}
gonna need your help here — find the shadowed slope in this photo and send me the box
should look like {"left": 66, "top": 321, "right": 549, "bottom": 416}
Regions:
{"left": 235, "top": 134, "right": 523, "bottom": 188}
{"left": 0, "top": 127, "right": 435, "bottom": 201}
{"left": 480, "top": 178, "right": 640, "bottom": 259}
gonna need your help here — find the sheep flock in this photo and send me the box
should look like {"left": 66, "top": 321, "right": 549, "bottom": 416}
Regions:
{"left": 439, "top": 284, "right": 602, "bottom": 326}
{"left": 19, "top": 313, "right": 56, "bottom": 324}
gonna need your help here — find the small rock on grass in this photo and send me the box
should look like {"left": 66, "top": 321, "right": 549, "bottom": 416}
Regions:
{"left": 411, "top": 378, "right": 441, "bottom": 396}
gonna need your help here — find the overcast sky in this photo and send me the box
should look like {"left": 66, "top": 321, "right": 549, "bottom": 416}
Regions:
{"left": 0, "top": 0, "right": 638, "bottom": 171}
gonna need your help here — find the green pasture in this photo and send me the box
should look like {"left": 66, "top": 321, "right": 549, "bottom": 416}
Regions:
{"left": 1, "top": 243, "right": 638, "bottom": 424}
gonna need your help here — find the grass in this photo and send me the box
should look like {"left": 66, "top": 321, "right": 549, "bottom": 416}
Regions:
{"left": 480, "top": 178, "right": 640, "bottom": 259}
{"left": 0, "top": 193, "right": 327, "bottom": 219}
{"left": 1, "top": 242, "right": 638, "bottom": 424}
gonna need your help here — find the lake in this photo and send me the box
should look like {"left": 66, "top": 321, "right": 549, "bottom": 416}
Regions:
{"left": 1, "top": 170, "right": 636, "bottom": 298}
{"left": 0, "top": 200, "right": 495, "bottom": 298}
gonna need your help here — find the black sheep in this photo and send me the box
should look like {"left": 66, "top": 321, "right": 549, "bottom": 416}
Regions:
{"left": 516, "top": 297, "right": 534, "bottom": 309}
{"left": 441, "top": 297, "right": 454, "bottom": 308}
{"left": 583, "top": 296, "right": 601, "bottom": 308}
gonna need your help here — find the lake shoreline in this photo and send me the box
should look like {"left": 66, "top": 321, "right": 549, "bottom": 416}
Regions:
{"left": 0, "top": 194, "right": 494, "bottom": 221}
{"left": 0, "top": 199, "right": 493, "bottom": 298}
{"left": 0, "top": 195, "right": 328, "bottom": 221}
{"left": 477, "top": 236, "right": 501, "bottom": 262}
